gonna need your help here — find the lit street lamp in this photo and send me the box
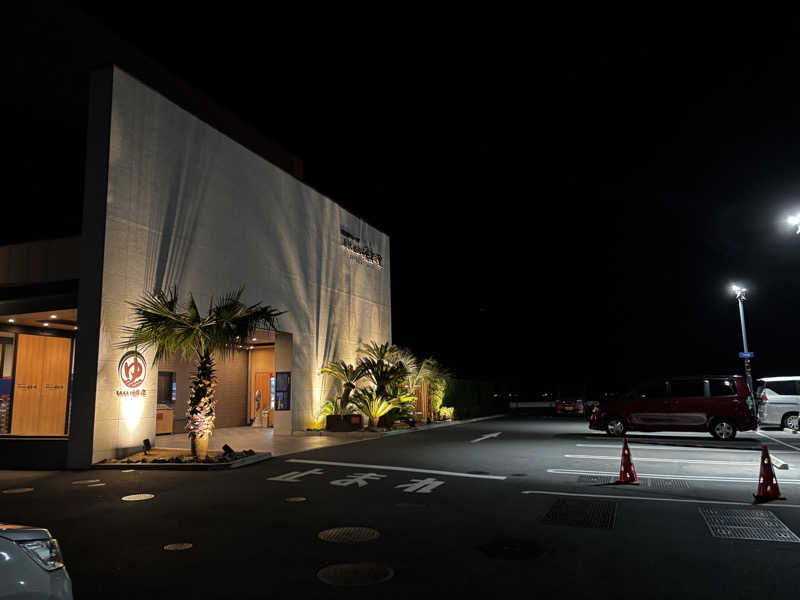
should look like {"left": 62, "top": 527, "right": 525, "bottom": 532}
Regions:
{"left": 730, "top": 284, "right": 754, "bottom": 401}
{"left": 788, "top": 214, "right": 800, "bottom": 234}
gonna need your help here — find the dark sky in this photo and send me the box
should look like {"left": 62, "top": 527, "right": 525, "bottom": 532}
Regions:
{"left": 9, "top": 5, "right": 800, "bottom": 389}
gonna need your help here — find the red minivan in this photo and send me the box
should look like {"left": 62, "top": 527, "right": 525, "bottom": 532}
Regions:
{"left": 589, "top": 376, "right": 757, "bottom": 440}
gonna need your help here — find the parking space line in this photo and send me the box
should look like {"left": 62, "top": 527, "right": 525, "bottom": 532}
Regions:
{"left": 522, "top": 489, "right": 800, "bottom": 509}
{"left": 576, "top": 444, "right": 762, "bottom": 454}
{"left": 564, "top": 454, "right": 757, "bottom": 466}
{"left": 286, "top": 458, "right": 507, "bottom": 480}
{"left": 546, "top": 468, "right": 800, "bottom": 484}
{"left": 758, "top": 431, "right": 800, "bottom": 453}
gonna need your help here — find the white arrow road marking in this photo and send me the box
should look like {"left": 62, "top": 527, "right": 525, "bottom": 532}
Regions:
{"left": 469, "top": 432, "right": 502, "bottom": 443}
{"left": 564, "top": 454, "right": 758, "bottom": 466}
{"left": 547, "top": 467, "right": 800, "bottom": 484}
{"left": 286, "top": 458, "right": 507, "bottom": 480}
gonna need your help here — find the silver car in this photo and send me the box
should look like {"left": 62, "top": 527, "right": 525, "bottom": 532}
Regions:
{"left": 0, "top": 523, "right": 72, "bottom": 599}
{"left": 757, "top": 377, "right": 800, "bottom": 429}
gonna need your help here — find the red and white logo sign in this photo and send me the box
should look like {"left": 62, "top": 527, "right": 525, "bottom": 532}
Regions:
{"left": 118, "top": 351, "right": 146, "bottom": 389}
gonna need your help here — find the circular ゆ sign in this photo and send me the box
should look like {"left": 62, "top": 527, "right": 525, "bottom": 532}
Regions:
{"left": 118, "top": 351, "right": 146, "bottom": 389}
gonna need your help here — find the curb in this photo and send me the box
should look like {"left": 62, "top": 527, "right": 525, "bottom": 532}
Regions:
{"left": 93, "top": 452, "right": 273, "bottom": 470}
{"left": 379, "top": 414, "right": 507, "bottom": 437}
{"left": 291, "top": 414, "right": 508, "bottom": 439}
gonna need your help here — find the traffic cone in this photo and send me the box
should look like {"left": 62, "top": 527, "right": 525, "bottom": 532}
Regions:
{"left": 617, "top": 437, "right": 639, "bottom": 484}
{"left": 754, "top": 445, "right": 785, "bottom": 503}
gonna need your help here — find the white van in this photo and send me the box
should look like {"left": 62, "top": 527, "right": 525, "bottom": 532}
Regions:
{"left": 756, "top": 377, "right": 800, "bottom": 429}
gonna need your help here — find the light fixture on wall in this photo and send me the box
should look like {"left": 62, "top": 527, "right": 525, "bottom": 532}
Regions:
{"left": 50, "top": 314, "right": 57, "bottom": 319}
{"left": 43, "top": 322, "right": 49, "bottom": 327}
{"left": 7, "top": 319, "right": 13, "bottom": 323}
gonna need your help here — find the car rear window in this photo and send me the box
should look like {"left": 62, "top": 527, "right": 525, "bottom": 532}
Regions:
{"left": 709, "top": 379, "right": 736, "bottom": 397}
{"left": 763, "top": 381, "right": 798, "bottom": 396}
{"left": 669, "top": 380, "right": 704, "bottom": 398}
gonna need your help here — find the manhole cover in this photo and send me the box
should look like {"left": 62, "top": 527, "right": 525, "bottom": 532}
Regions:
{"left": 317, "top": 562, "right": 394, "bottom": 586}
{"left": 318, "top": 527, "right": 380, "bottom": 543}
{"left": 285, "top": 497, "right": 307, "bottom": 503}
{"left": 164, "top": 543, "right": 193, "bottom": 551}
{"left": 541, "top": 498, "right": 617, "bottom": 529}
{"left": 699, "top": 507, "right": 800, "bottom": 542}
{"left": 72, "top": 479, "right": 101, "bottom": 485}
{"left": 477, "top": 537, "right": 543, "bottom": 560}
{"left": 87, "top": 483, "right": 106, "bottom": 487}
{"left": 2, "top": 488, "right": 34, "bottom": 494}
{"left": 121, "top": 493, "right": 155, "bottom": 502}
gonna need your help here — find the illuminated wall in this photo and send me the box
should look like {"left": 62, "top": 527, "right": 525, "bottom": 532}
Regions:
{"left": 90, "top": 67, "right": 391, "bottom": 461}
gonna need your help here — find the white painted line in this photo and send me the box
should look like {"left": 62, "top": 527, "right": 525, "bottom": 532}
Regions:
{"left": 576, "top": 443, "right": 762, "bottom": 454}
{"left": 286, "top": 458, "right": 507, "bottom": 480}
{"left": 521, "top": 489, "right": 800, "bottom": 509}
{"left": 547, "top": 468, "right": 800, "bottom": 484}
{"left": 564, "top": 454, "right": 757, "bottom": 466}
{"left": 469, "top": 432, "right": 502, "bottom": 444}
{"left": 758, "top": 431, "right": 800, "bottom": 453}
{"left": 773, "top": 456, "right": 790, "bottom": 470}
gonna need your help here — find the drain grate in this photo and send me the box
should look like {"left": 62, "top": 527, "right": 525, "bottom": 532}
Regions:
{"left": 318, "top": 527, "right": 380, "bottom": 543}
{"left": 477, "top": 537, "right": 543, "bottom": 560}
{"left": 541, "top": 498, "right": 616, "bottom": 529}
{"left": 317, "top": 563, "right": 394, "bottom": 586}
{"left": 699, "top": 507, "right": 800, "bottom": 542}
{"left": 284, "top": 497, "right": 307, "bottom": 503}
{"left": 576, "top": 475, "right": 690, "bottom": 489}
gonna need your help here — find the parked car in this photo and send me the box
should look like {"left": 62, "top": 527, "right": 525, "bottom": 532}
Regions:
{"left": 756, "top": 376, "right": 800, "bottom": 429}
{"left": 0, "top": 523, "right": 72, "bottom": 598}
{"left": 554, "top": 384, "right": 586, "bottom": 416}
{"left": 589, "top": 375, "right": 757, "bottom": 440}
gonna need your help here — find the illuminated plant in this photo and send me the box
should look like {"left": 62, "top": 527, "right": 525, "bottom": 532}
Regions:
{"left": 118, "top": 287, "right": 283, "bottom": 457}
{"left": 319, "top": 360, "right": 367, "bottom": 415}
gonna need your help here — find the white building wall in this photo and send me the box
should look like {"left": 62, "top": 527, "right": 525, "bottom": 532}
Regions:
{"left": 92, "top": 68, "right": 391, "bottom": 461}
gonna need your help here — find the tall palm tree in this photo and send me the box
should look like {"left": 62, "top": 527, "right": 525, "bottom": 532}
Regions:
{"left": 118, "top": 287, "right": 283, "bottom": 457}
{"left": 319, "top": 360, "right": 366, "bottom": 415}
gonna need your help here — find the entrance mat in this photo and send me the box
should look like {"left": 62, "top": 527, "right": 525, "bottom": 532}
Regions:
{"left": 541, "top": 498, "right": 617, "bottom": 529}
{"left": 699, "top": 507, "right": 800, "bottom": 542}
{"left": 94, "top": 448, "right": 272, "bottom": 470}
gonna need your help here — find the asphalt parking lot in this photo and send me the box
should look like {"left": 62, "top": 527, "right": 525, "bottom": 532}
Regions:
{"left": 5, "top": 416, "right": 800, "bottom": 598}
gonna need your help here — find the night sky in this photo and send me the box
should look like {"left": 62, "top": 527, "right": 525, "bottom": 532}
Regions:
{"left": 9, "top": 5, "right": 800, "bottom": 390}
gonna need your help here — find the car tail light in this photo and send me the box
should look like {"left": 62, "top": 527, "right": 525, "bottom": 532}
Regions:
{"left": 761, "top": 392, "right": 768, "bottom": 404}
{"left": 19, "top": 538, "right": 64, "bottom": 571}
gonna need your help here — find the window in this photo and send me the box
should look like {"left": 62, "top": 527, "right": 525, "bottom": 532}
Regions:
{"left": 638, "top": 382, "right": 667, "bottom": 399}
{"left": 764, "top": 381, "right": 798, "bottom": 396}
{"left": 709, "top": 379, "right": 736, "bottom": 397}
{"left": 669, "top": 380, "right": 704, "bottom": 398}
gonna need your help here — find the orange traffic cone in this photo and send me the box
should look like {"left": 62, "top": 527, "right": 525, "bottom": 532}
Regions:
{"left": 617, "top": 437, "right": 639, "bottom": 484}
{"left": 754, "top": 445, "right": 785, "bottom": 503}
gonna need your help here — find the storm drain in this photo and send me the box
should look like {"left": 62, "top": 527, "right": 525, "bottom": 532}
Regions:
{"left": 477, "top": 537, "right": 543, "bottom": 560}
{"left": 284, "top": 497, "right": 307, "bottom": 503}
{"left": 318, "top": 527, "right": 380, "bottom": 543}
{"left": 163, "top": 543, "right": 193, "bottom": 551}
{"left": 699, "top": 507, "right": 800, "bottom": 542}
{"left": 541, "top": 498, "right": 617, "bottom": 529}
{"left": 317, "top": 563, "right": 394, "bottom": 586}
{"left": 576, "top": 475, "right": 691, "bottom": 489}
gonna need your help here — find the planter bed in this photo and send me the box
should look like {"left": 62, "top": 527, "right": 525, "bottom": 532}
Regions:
{"left": 94, "top": 447, "right": 272, "bottom": 470}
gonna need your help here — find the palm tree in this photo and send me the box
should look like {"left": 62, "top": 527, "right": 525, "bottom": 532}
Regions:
{"left": 349, "top": 386, "right": 417, "bottom": 429}
{"left": 118, "top": 287, "right": 283, "bottom": 458}
{"left": 319, "top": 360, "right": 366, "bottom": 415}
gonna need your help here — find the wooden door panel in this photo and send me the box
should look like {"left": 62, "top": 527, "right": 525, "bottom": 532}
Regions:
{"left": 38, "top": 336, "right": 71, "bottom": 436}
{"left": 10, "top": 334, "right": 46, "bottom": 435}
{"left": 252, "top": 372, "right": 269, "bottom": 421}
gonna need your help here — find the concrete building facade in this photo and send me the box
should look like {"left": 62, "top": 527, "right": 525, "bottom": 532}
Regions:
{"left": 0, "top": 67, "right": 391, "bottom": 468}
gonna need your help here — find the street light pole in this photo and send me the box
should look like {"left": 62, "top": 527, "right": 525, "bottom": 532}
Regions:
{"left": 731, "top": 285, "right": 754, "bottom": 399}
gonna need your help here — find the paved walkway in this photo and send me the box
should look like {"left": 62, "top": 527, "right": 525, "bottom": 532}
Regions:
{"left": 154, "top": 425, "right": 354, "bottom": 456}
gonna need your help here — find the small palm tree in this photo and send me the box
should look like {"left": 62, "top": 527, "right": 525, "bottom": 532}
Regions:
{"left": 118, "top": 287, "right": 283, "bottom": 457}
{"left": 349, "top": 386, "right": 416, "bottom": 429}
{"left": 319, "top": 360, "right": 366, "bottom": 415}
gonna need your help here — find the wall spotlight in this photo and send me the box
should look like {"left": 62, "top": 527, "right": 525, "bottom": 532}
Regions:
{"left": 50, "top": 314, "right": 57, "bottom": 319}
{"left": 43, "top": 322, "right": 49, "bottom": 327}
{"left": 7, "top": 319, "right": 13, "bottom": 323}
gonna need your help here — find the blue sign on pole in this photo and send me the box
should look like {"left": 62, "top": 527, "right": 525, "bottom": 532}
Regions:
{"left": 739, "top": 352, "right": 754, "bottom": 359}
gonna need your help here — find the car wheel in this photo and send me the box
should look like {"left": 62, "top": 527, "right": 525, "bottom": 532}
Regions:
{"left": 782, "top": 413, "right": 799, "bottom": 430}
{"left": 605, "top": 417, "right": 626, "bottom": 437}
{"left": 711, "top": 419, "right": 737, "bottom": 440}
